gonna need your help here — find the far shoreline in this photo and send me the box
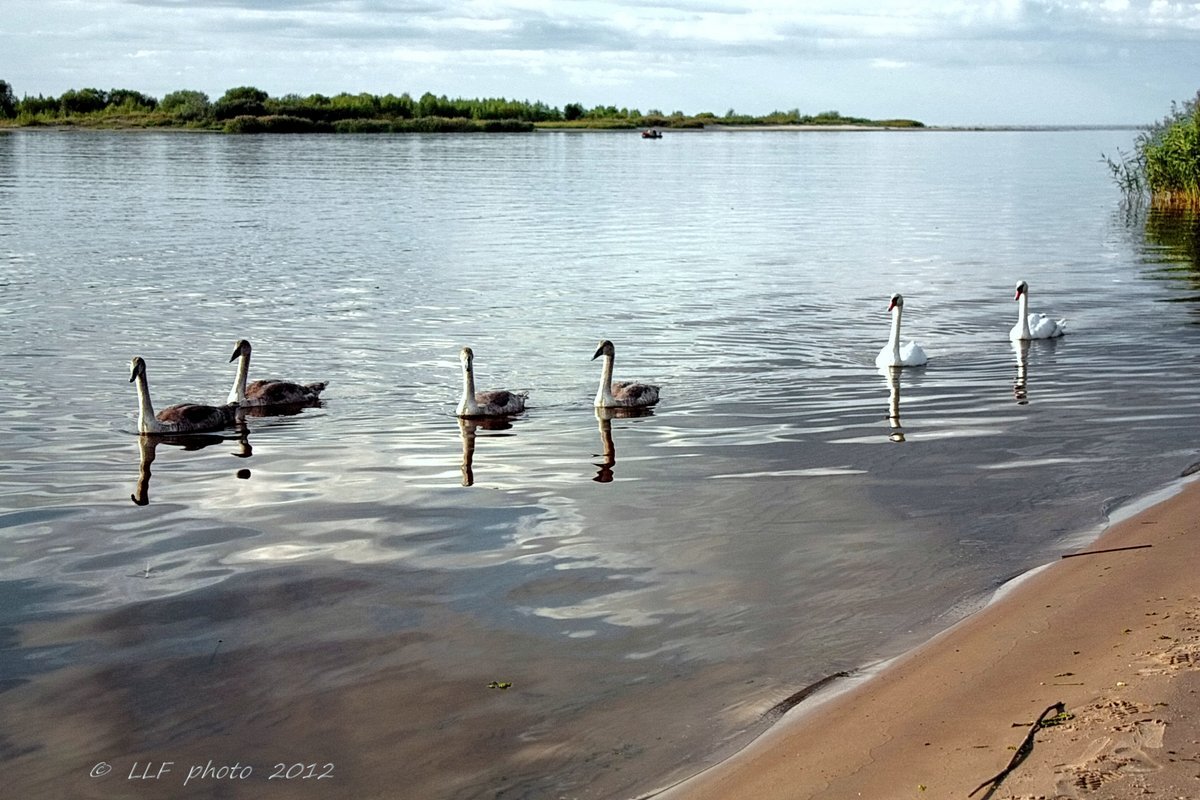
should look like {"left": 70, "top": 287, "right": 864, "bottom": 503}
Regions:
{"left": 0, "top": 122, "right": 1146, "bottom": 135}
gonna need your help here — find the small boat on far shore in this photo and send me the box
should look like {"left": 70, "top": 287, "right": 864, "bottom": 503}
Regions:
{"left": 641, "top": 129, "right": 663, "bottom": 139}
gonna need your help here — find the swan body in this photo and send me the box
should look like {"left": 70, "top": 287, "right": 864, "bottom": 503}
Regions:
{"left": 592, "top": 339, "right": 660, "bottom": 408}
{"left": 129, "top": 356, "right": 238, "bottom": 435}
{"left": 456, "top": 347, "right": 527, "bottom": 418}
{"left": 875, "top": 293, "right": 929, "bottom": 368}
{"left": 228, "top": 339, "right": 327, "bottom": 407}
{"left": 1010, "top": 281, "right": 1066, "bottom": 340}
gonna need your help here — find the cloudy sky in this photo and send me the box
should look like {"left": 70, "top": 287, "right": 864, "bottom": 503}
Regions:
{"left": 3, "top": 0, "right": 1198, "bottom": 125}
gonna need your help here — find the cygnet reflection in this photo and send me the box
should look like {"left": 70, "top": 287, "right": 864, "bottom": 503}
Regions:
{"left": 592, "top": 405, "right": 655, "bottom": 482}
{"left": 457, "top": 416, "right": 515, "bottom": 487}
{"left": 131, "top": 430, "right": 250, "bottom": 506}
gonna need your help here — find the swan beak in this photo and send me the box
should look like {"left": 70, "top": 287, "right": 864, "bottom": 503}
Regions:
{"left": 886, "top": 298, "right": 897, "bottom": 312}
{"left": 591, "top": 344, "right": 604, "bottom": 360}
{"left": 1014, "top": 287, "right": 1024, "bottom": 300}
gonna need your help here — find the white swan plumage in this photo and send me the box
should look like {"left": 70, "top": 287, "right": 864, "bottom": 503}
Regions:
{"left": 228, "top": 339, "right": 327, "bottom": 407}
{"left": 592, "top": 339, "right": 660, "bottom": 408}
{"left": 875, "top": 293, "right": 929, "bottom": 368}
{"left": 1010, "top": 281, "right": 1066, "bottom": 340}
{"left": 456, "top": 347, "right": 527, "bottom": 418}
{"left": 129, "top": 356, "right": 238, "bottom": 435}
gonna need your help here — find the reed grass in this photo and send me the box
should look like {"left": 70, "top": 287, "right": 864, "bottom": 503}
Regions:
{"left": 1107, "top": 91, "right": 1200, "bottom": 209}
{"left": 222, "top": 115, "right": 333, "bottom": 134}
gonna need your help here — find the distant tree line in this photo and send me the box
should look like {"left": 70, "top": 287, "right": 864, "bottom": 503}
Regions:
{"left": 1107, "top": 90, "right": 1200, "bottom": 208}
{"left": 0, "top": 80, "right": 924, "bottom": 134}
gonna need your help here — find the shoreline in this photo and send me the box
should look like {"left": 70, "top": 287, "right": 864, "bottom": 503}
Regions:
{"left": 645, "top": 474, "right": 1200, "bottom": 800}
{"left": 1, "top": 123, "right": 1144, "bottom": 135}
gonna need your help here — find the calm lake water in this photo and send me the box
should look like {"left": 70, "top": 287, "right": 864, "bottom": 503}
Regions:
{"left": 2, "top": 127, "right": 1199, "bottom": 800}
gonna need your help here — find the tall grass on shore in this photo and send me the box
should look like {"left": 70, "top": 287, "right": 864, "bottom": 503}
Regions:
{"left": 1106, "top": 91, "right": 1200, "bottom": 208}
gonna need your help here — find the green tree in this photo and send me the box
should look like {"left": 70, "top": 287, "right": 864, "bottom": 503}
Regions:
{"left": 0, "top": 80, "right": 16, "bottom": 118}
{"left": 417, "top": 91, "right": 441, "bottom": 118}
{"left": 59, "top": 87, "right": 108, "bottom": 114}
{"left": 106, "top": 88, "right": 158, "bottom": 111}
{"left": 18, "top": 93, "right": 58, "bottom": 117}
{"left": 220, "top": 86, "right": 269, "bottom": 104}
{"left": 214, "top": 86, "right": 269, "bottom": 119}
{"left": 563, "top": 102, "right": 584, "bottom": 121}
{"left": 379, "top": 92, "right": 414, "bottom": 119}
{"left": 160, "top": 89, "right": 211, "bottom": 121}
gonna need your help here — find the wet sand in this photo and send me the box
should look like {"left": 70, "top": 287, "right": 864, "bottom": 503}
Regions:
{"left": 650, "top": 478, "right": 1200, "bottom": 800}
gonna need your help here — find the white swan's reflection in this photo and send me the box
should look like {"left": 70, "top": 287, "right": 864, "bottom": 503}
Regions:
{"left": 131, "top": 430, "right": 251, "bottom": 506}
{"left": 457, "top": 417, "right": 515, "bottom": 487}
{"left": 1012, "top": 339, "right": 1030, "bottom": 405}
{"left": 593, "top": 406, "right": 654, "bottom": 482}
{"left": 884, "top": 367, "right": 906, "bottom": 443}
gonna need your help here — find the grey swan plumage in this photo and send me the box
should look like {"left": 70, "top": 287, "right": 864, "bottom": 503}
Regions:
{"left": 228, "top": 339, "right": 327, "bottom": 407}
{"left": 592, "top": 339, "right": 660, "bottom": 408}
{"left": 456, "top": 346, "right": 527, "bottom": 418}
{"left": 129, "top": 356, "right": 238, "bottom": 435}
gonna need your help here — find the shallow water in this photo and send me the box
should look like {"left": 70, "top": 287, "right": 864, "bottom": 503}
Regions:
{"left": 2, "top": 128, "right": 1199, "bottom": 799}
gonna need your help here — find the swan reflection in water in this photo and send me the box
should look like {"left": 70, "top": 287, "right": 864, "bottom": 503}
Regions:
{"left": 1011, "top": 336, "right": 1063, "bottom": 405}
{"left": 884, "top": 367, "right": 906, "bottom": 443}
{"left": 1012, "top": 340, "right": 1031, "bottom": 405}
{"left": 593, "top": 406, "right": 655, "bottom": 482}
{"left": 457, "top": 416, "right": 517, "bottom": 487}
{"left": 131, "top": 429, "right": 251, "bottom": 506}
{"left": 237, "top": 397, "right": 325, "bottom": 419}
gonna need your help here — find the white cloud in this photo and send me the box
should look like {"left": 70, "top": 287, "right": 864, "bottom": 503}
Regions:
{"left": 2, "top": 0, "right": 1198, "bottom": 123}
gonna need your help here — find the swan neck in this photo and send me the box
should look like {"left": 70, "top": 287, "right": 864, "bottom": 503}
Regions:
{"left": 595, "top": 353, "right": 615, "bottom": 405}
{"left": 229, "top": 352, "right": 250, "bottom": 404}
{"left": 459, "top": 361, "right": 478, "bottom": 415}
{"left": 135, "top": 373, "right": 158, "bottom": 434}
{"left": 888, "top": 305, "right": 902, "bottom": 356}
{"left": 1017, "top": 292, "right": 1030, "bottom": 336}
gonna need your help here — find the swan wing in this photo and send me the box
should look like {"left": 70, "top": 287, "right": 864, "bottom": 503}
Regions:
{"left": 1027, "top": 313, "right": 1067, "bottom": 339}
{"left": 611, "top": 381, "right": 660, "bottom": 407}
{"left": 899, "top": 341, "right": 928, "bottom": 366}
{"left": 156, "top": 402, "right": 235, "bottom": 431}
{"left": 475, "top": 390, "right": 527, "bottom": 415}
{"left": 244, "top": 379, "right": 326, "bottom": 406}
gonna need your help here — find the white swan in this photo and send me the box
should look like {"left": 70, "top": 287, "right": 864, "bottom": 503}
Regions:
{"left": 1010, "top": 281, "right": 1066, "bottom": 340}
{"left": 456, "top": 347, "right": 527, "bottom": 418}
{"left": 875, "top": 293, "right": 929, "bottom": 368}
{"left": 129, "top": 356, "right": 238, "bottom": 435}
{"left": 592, "top": 339, "right": 660, "bottom": 408}
{"left": 228, "top": 339, "right": 327, "bottom": 407}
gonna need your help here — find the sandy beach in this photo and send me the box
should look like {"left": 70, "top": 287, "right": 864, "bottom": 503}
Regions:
{"left": 649, "top": 478, "right": 1200, "bottom": 800}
